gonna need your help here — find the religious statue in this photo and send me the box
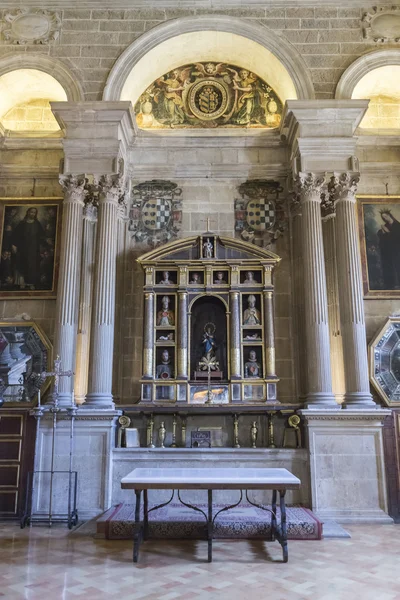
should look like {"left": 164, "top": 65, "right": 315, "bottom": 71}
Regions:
{"left": 203, "top": 237, "right": 213, "bottom": 259}
{"left": 243, "top": 295, "right": 261, "bottom": 325}
{"left": 243, "top": 271, "right": 256, "bottom": 284}
{"left": 159, "top": 270, "right": 173, "bottom": 285}
{"left": 245, "top": 350, "right": 262, "bottom": 378}
{"left": 199, "top": 322, "right": 218, "bottom": 371}
{"left": 157, "top": 296, "right": 175, "bottom": 326}
{"left": 214, "top": 271, "right": 227, "bottom": 284}
{"left": 190, "top": 272, "right": 201, "bottom": 284}
{"left": 156, "top": 349, "right": 173, "bottom": 379}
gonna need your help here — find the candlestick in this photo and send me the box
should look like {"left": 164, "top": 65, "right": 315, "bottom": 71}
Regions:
{"left": 170, "top": 414, "right": 177, "bottom": 448}
{"left": 233, "top": 413, "right": 240, "bottom": 448}
{"left": 37, "top": 389, "right": 41, "bottom": 407}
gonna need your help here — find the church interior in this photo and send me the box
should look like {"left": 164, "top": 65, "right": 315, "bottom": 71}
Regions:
{"left": 1, "top": 0, "right": 400, "bottom": 597}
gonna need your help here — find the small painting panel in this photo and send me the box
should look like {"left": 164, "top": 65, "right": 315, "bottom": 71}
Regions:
{"left": 190, "top": 384, "right": 229, "bottom": 404}
{"left": 357, "top": 196, "right": 400, "bottom": 297}
{"left": 0, "top": 198, "right": 62, "bottom": 298}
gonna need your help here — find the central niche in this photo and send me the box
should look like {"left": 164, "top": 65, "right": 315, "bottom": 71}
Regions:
{"left": 134, "top": 61, "right": 282, "bottom": 130}
{"left": 190, "top": 296, "right": 227, "bottom": 381}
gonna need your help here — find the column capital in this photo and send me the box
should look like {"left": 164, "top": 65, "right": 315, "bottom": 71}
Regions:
{"left": 294, "top": 172, "right": 326, "bottom": 203}
{"left": 98, "top": 173, "right": 125, "bottom": 204}
{"left": 59, "top": 173, "right": 87, "bottom": 205}
{"left": 328, "top": 172, "right": 360, "bottom": 205}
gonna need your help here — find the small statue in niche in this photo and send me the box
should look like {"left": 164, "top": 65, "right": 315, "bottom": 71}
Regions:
{"left": 243, "top": 271, "right": 256, "bottom": 284}
{"left": 157, "top": 296, "right": 175, "bottom": 326}
{"left": 214, "top": 271, "right": 227, "bottom": 284}
{"left": 157, "top": 333, "right": 174, "bottom": 341}
{"left": 244, "top": 332, "right": 261, "bottom": 340}
{"left": 245, "top": 350, "right": 262, "bottom": 378}
{"left": 203, "top": 237, "right": 213, "bottom": 259}
{"left": 156, "top": 349, "right": 173, "bottom": 379}
{"left": 190, "top": 272, "right": 201, "bottom": 284}
{"left": 159, "top": 270, "right": 173, "bottom": 285}
{"left": 199, "top": 322, "right": 218, "bottom": 370}
{"left": 243, "top": 295, "right": 261, "bottom": 325}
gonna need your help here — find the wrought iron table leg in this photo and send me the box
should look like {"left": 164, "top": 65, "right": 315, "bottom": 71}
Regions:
{"left": 143, "top": 489, "right": 149, "bottom": 541}
{"left": 280, "top": 490, "right": 288, "bottom": 563}
{"left": 271, "top": 489, "right": 277, "bottom": 541}
{"left": 133, "top": 490, "right": 142, "bottom": 563}
{"left": 207, "top": 489, "right": 213, "bottom": 563}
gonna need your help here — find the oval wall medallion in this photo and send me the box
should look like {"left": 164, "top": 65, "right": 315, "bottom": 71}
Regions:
{"left": 2, "top": 9, "right": 61, "bottom": 45}
{"left": 363, "top": 6, "right": 400, "bottom": 42}
{"left": 11, "top": 13, "right": 51, "bottom": 41}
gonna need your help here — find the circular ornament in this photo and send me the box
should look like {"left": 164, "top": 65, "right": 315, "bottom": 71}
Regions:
{"left": 118, "top": 415, "right": 131, "bottom": 428}
{"left": 188, "top": 79, "right": 229, "bottom": 121}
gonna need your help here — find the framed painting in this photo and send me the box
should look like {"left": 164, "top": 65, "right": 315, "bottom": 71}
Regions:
{"left": 357, "top": 195, "right": 400, "bottom": 298}
{"left": 0, "top": 197, "right": 63, "bottom": 299}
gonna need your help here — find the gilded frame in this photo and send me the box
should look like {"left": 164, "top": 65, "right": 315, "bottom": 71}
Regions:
{"left": 0, "top": 197, "right": 63, "bottom": 299}
{"left": 357, "top": 195, "right": 400, "bottom": 298}
{"left": 369, "top": 316, "right": 400, "bottom": 408}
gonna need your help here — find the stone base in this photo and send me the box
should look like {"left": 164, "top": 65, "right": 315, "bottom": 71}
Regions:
{"left": 300, "top": 408, "right": 393, "bottom": 524}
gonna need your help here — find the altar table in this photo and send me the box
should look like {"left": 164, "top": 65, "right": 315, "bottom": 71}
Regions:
{"left": 121, "top": 467, "right": 301, "bottom": 563}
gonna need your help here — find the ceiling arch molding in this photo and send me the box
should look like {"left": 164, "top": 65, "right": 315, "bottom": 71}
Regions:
{"left": 335, "top": 49, "right": 400, "bottom": 99}
{"left": 103, "top": 15, "right": 315, "bottom": 104}
{"left": 0, "top": 53, "right": 84, "bottom": 102}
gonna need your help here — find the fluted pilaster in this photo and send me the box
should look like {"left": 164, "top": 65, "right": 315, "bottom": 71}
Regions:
{"left": 85, "top": 174, "right": 122, "bottom": 408}
{"left": 74, "top": 201, "right": 97, "bottom": 404}
{"left": 296, "top": 173, "right": 337, "bottom": 408}
{"left": 329, "top": 172, "right": 375, "bottom": 407}
{"left": 230, "top": 291, "right": 241, "bottom": 379}
{"left": 177, "top": 292, "right": 188, "bottom": 379}
{"left": 53, "top": 174, "right": 86, "bottom": 406}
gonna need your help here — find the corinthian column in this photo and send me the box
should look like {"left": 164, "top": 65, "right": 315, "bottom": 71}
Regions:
{"left": 85, "top": 175, "right": 122, "bottom": 409}
{"left": 296, "top": 173, "right": 337, "bottom": 408}
{"left": 53, "top": 174, "right": 86, "bottom": 406}
{"left": 329, "top": 173, "right": 375, "bottom": 407}
{"left": 74, "top": 200, "right": 97, "bottom": 404}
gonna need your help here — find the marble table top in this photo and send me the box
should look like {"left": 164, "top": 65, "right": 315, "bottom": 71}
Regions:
{"left": 121, "top": 467, "right": 301, "bottom": 490}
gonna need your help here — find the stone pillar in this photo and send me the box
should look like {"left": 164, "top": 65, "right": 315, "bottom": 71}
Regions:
{"left": 143, "top": 292, "right": 155, "bottom": 380}
{"left": 74, "top": 200, "right": 97, "bottom": 404}
{"left": 329, "top": 173, "right": 375, "bottom": 407}
{"left": 264, "top": 291, "right": 276, "bottom": 377}
{"left": 177, "top": 291, "right": 188, "bottom": 379}
{"left": 322, "top": 204, "right": 345, "bottom": 403}
{"left": 85, "top": 175, "right": 122, "bottom": 409}
{"left": 113, "top": 199, "right": 129, "bottom": 402}
{"left": 296, "top": 173, "right": 337, "bottom": 408}
{"left": 230, "top": 291, "right": 241, "bottom": 379}
{"left": 53, "top": 174, "right": 86, "bottom": 406}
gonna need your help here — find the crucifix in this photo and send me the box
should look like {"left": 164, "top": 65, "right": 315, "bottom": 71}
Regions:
{"left": 199, "top": 216, "right": 217, "bottom": 232}
{"left": 41, "top": 355, "right": 74, "bottom": 407}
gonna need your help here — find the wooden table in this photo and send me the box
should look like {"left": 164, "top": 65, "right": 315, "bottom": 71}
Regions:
{"left": 121, "top": 467, "right": 301, "bottom": 563}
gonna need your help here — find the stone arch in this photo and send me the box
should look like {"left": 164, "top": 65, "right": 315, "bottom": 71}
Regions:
{"left": 335, "top": 49, "right": 400, "bottom": 99}
{"left": 103, "top": 15, "right": 314, "bottom": 104}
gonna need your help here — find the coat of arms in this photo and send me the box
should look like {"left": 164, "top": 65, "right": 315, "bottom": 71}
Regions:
{"left": 235, "top": 180, "right": 286, "bottom": 247}
{"left": 129, "top": 180, "right": 182, "bottom": 248}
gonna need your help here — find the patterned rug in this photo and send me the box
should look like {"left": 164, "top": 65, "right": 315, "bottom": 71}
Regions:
{"left": 98, "top": 503, "right": 322, "bottom": 541}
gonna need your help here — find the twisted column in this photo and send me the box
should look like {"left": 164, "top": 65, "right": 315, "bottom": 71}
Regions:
{"left": 329, "top": 173, "right": 375, "bottom": 407}
{"left": 230, "top": 291, "right": 241, "bottom": 379}
{"left": 296, "top": 173, "right": 337, "bottom": 408}
{"left": 177, "top": 291, "right": 188, "bottom": 379}
{"left": 74, "top": 200, "right": 97, "bottom": 404}
{"left": 53, "top": 174, "right": 86, "bottom": 406}
{"left": 85, "top": 175, "right": 122, "bottom": 409}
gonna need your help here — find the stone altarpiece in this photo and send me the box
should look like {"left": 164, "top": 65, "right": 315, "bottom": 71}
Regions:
{"left": 137, "top": 231, "right": 280, "bottom": 405}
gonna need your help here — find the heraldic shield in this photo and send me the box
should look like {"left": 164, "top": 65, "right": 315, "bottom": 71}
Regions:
{"left": 245, "top": 199, "right": 276, "bottom": 232}
{"left": 141, "top": 197, "right": 172, "bottom": 231}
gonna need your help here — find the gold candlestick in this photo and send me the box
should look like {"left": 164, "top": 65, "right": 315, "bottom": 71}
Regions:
{"left": 233, "top": 414, "right": 240, "bottom": 448}
{"left": 159, "top": 421, "right": 166, "bottom": 448}
{"left": 147, "top": 414, "right": 155, "bottom": 448}
{"left": 170, "top": 413, "right": 177, "bottom": 448}
{"left": 250, "top": 421, "right": 258, "bottom": 449}
{"left": 268, "top": 411, "right": 276, "bottom": 448}
{"left": 181, "top": 417, "right": 187, "bottom": 448}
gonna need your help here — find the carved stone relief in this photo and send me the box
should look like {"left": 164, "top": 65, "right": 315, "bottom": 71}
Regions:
{"left": 362, "top": 6, "right": 400, "bottom": 42}
{"left": 1, "top": 9, "right": 61, "bottom": 45}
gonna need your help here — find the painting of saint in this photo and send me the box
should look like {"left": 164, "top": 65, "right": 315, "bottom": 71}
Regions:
{"left": 0, "top": 200, "right": 62, "bottom": 298}
{"left": 358, "top": 198, "right": 400, "bottom": 297}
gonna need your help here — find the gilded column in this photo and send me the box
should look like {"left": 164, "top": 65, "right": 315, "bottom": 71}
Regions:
{"left": 263, "top": 290, "right": 276, "bottom": 377}
{"left": 321, "top": 199, "right": 345, "bottom": 403}
{"left": 74, "top": 200, "right": 97, "bottom": 404}
{"left": 230, "top": 291, "right": 241, "bottom": 379}
{"left": 53, "top": 174, "right": 86, "bottom": 406}
{"left": 296, "top": 173, "right": 337, "bottom": 408}
{"left": 177, "top": 291, "right": 188, "bottom": 379}
{"left": 85, "top": 174, "right": 122, "bottom": 409}
{"left": 143, "top": 292, "right": 155, "bottom": 379}
{"left": 329, "top": 173, "right": 375, "bottom": 407}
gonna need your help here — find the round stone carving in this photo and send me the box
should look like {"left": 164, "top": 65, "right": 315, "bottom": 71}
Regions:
{"left": 371, "top": 14, "right": 400, "bottom": 41}
{"left": 11, "top": 14, "right": 50, "bottom": 40}
{"left": 188, "top": 79, "right": 229, "bottom": 121}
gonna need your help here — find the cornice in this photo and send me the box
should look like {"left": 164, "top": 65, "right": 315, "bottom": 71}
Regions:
{"left": 0, "top": 0, "right": 390, "bottom": 6}
{"left": 299, "top": 408, "right": 391, "bottom": 421}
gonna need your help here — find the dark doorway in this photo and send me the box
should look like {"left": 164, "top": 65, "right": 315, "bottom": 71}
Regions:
{"left": 190, "top": 296, "right": 227, "bottom": 381}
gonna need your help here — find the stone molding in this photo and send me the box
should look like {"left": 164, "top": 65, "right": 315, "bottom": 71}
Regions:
{"left": 1, "top": 8, "right": 61, "bottom": 45}
{"left": 0, "top": 53, "right": 83, "bottom": 102}
{"left": 103, "top": 15, "right": 315, "bottom": 103}
{"left": 299, "top": 408, "right": 390, "bottom": 421}
{"left": 336, "top": 49, "right": 400, "bottom": 99}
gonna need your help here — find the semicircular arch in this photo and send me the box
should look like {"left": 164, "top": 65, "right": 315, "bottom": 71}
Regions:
{"left": 335, "top": 49, "right": 400, "bottom": 99}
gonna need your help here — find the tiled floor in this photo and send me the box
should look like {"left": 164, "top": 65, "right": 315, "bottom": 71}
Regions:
{"left": 0, "top": 521, "right": 399, "bottom": 600}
